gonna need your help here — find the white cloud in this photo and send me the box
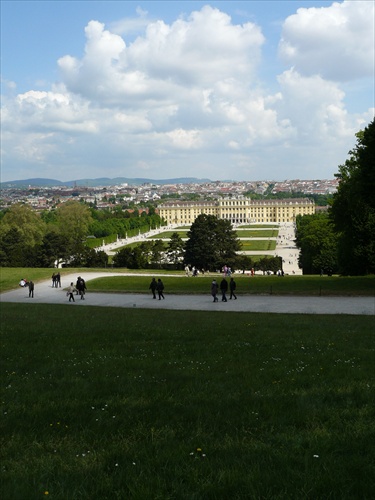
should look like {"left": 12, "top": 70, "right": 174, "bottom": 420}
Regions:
{"left": 1, "top": 3, "right": 373, "bottom": 182}
{"left": 165, "top": 128, "right": 202, "bottom": 149}
{"left": 279, "top": 0, "right": 375, "bottom": 81}
{"left": 110, "top": 7, "right": 150, "bottom": 35}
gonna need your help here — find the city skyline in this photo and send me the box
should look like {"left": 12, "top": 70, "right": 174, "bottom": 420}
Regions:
{"left": 1, "top": 1, "right": 374, "bottom": 183}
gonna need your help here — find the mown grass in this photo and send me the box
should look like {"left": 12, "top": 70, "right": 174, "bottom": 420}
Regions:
{"left": 240, "top": 240, "right": 277, "bottom": 251}
{"left": 114, "top": 239, "right": 277, "bottom": 251}
{"left": 147, "top": 231, "right": 189, "bottom": 239}
{"left": 239, "top": 224, "right": 279, "bottom": 229}
{"left": 2, "top": 269, "right": 375, "bottom": 296}
{"left": 146, "top": 230, "right": 279, "bottom": 239}
{"left": 236, "top": 230, "right": 278, "bottom": 238}
{"left": 87, "top": 274, "right": 375, "bottom": 296}
{"left": 1, "top": 304, "right": 374, "bottom": 499}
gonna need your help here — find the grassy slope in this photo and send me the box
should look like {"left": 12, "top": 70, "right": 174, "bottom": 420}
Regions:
{"left": 87, "top": 275, "right": 375, "bottom": 296}
{"left": 1, "top": 304, "right": 374, "bottom": 499}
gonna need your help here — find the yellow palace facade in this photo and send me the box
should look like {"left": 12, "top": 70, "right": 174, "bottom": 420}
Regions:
{"left": 158, "top": 198, "right": 315, "bottom": 225}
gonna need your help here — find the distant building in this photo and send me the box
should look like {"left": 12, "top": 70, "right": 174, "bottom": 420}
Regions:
{"left": 158, "top": 197, "right": 315, "bottom": 225}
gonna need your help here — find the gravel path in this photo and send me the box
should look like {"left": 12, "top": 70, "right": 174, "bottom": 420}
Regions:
{"left": 2, "top": 272, "right": 374, "bottom": 316}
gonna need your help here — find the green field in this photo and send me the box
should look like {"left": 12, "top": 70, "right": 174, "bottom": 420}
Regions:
{"left": 240, "top": 240, "right": 277, "bottom": 251}
{"left": 147, "top": 231, "right": 188, "bottom": 239}
{"left": 1, "top": 269, "right": 375, "bottom": 296}
{"left": 147, "top": 230, "right": 278, "bottom": 239}
{"left": 1, "top": 303, "right": 374, "bottom": 499}
{"left": 239, "top": 225, "right": 279, "bottom": 229}
{"left": 236, "top": 230, "right": 278, "bottom": 238}
{"left": 86, "top": 274, "right": 375, "bottom": 296}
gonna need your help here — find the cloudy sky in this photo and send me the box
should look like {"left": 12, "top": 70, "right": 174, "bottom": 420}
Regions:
{"left": 1, "top": 1, "right": 374, "bottom": 183}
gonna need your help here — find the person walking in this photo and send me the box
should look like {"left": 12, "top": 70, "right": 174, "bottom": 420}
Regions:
{"left": 77, "top": 277, "right": 87, "bottom": 300}
{"left": 67, "top": 282, "right": 77, "bottom": 302}
{"left": 156, "top": 278, "right": 165, "bottom": 300}
{"left": 149, "top": 278, "right": 157, "bottom": 299}
{"left": 28, "top": 280, "right": 34, "bottom": 298}
{"left": 229, "top": 277, "right": 237, "bottom": 300}
{"left": 220, "top": 278, "right": 228, "bottom": 302}
{"left": 211, "top": 279, "right": 219, "bottom": 302}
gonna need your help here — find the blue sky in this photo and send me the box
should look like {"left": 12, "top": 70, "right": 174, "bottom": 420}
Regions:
{"left": 1, "top": 1, "right": 374, "bottom": 182}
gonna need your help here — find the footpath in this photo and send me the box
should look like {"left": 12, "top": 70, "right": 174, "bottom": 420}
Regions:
{"left": 1, "top": 272, "right": 374, "bottom": 316}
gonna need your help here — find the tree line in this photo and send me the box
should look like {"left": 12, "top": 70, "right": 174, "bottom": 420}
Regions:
{"left": 295, "top": 119, "right": 374, "bottom": 275}
{"left": 0, "top": 202, "right": 163, "bottom": 268}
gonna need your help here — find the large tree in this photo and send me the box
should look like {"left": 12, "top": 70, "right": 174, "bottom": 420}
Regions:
{"left": 295, "top": 213, "right": 338, "bottom": 274}
{"left": 330, "top": 119, "right": 375, "bottom": 275}
{"left": 0, "top": 203, "right": 45, "bottom": 246}
{"left": 184, "top": 214, "right": 241, "bottom": 271}
{"left": 56, "top": 201, "right": 93, "bottom": 256}
{"left": 166, "top": 232, "right": 185, "bottom": 265}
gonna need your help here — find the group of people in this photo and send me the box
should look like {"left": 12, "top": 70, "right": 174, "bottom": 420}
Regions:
{"left": 66, "top": 276, "right": 87, "bottom": 302}
{"left": 148, "top": 276, "right": 238, "bottom": 303}
{"left": 19, "top": 278, "right": 34, "bottom": 298}
{"left": 20, "top": 273, "right": 240, "bottom": 304}
{"left": 51, "top": 272, "right": 61, "bottom": 288}
{"left": 149, "top": 278, "right": 165, "bottom": 300}
{"left": 222, "top": 265, "right": 233, "bottom": 277}
{"left": 184, "top": 265, "right": 205, "bottom": 277}
{"left": 211, "top": 277, "right": 237, "bottom": 302}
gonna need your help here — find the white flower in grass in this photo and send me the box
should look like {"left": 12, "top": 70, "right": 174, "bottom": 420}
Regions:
{"left": 313, "top": 455, "right": 319, "bottom": 458}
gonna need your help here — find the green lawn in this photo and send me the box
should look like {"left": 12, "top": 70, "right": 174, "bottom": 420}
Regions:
{"left": 239, "top": 224, "right": 279, "bottom": 229}
{"left": 2, "top": 269, "right": 375, "bottom": 296}
{"left": 236, "top": 230, "right": 278, "bottom": 238}
{"left": 147, "top": 231, "right": 189, "bottom": 239}
{"left": 240, "top": 240, "right": 277, "bottom": 251}
{"left": 1, "top": 304, "right": 374, "bottom": 499}
{"left": 86, "top": 274, "right": 375, "bottom": 296}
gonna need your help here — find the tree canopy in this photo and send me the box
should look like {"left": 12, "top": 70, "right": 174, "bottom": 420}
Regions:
{"left": 295, "top": 212, "right": 338, "bottom": 275}
{"left": 184, "top": 214, "right": 241, "bottom": 271}
{"left": 329, "top": 119, "right": 375, "bottom": 275}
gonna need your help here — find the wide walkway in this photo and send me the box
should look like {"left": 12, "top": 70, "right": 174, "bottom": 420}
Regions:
{"left": 1, "top": 272, "right": 374, "bottom": 316}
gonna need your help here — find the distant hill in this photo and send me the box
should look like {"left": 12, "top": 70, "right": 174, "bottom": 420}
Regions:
{"left": 1, "top": 177, "right": 212, "bottom": 189}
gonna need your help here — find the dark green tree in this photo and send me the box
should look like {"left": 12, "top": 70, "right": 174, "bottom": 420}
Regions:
{"left": 167, "top": 232, "right": 185, "bottom": 265}
{"left": 151, "top": 239, "right": 165, "bottom": 268}
{"left": 295, "top": 213, "right": 338, "bottom": 274}
{"left": 113, "top": 244, "right": 150, "bottom": 269}
{"left": 69, "top": 247, "right": 108, "bottom": 267}
{"left": 235, "top": 254, "right": 253, "bottom": 273}
{"left": 255, "top": 256, "right": 283, "bottom": 275}
{"left": 330, "top": 119, "right": 375, "bottom": 275}
{"left": 112, "top": 247, "right": 133, "bottom": 268}
{"left": 0, "top": 227, "right": 27, "bottom": 266}
{"left": 184, "top": 214, "right": 241, "bottom": 271}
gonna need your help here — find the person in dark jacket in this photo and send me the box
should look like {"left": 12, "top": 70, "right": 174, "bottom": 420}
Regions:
{"left": 229, "top": 277, "right": 237, "bottom": 300}
{"left": 28, "top": 280, "right": 34, "bottom": 298}
{"left": 220, "top": 278, "right": 228, "bottom": 302}
{"left": 156, "top": 279, "right": 165, "bottom": 300}
{"left": 211, "top": 279, "right": 219, "bottom": 302}
{"left": 149, "top": 278, "right": 157, "bottom": 299}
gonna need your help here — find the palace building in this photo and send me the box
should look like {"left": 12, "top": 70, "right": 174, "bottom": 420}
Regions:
{"left": 158, "top": 197, "right": 315, "bottom": 225}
